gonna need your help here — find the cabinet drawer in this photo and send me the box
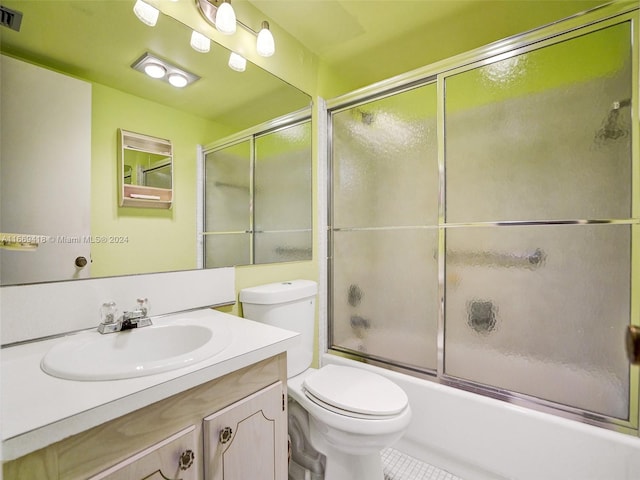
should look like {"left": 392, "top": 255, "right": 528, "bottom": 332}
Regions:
{"left": 89, "top": 426, "right": 198, "bottom": 480}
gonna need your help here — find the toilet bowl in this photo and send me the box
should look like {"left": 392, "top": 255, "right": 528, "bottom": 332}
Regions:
{"left": 240, "top": 280, "right": 412, "bottom": 480}
{"left": 289, "top": 366, "right": 411, "bottom": 479}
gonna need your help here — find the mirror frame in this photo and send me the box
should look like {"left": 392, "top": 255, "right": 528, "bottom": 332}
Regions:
{"left": 118, "top": 129, "right": 174, "bottom": 209}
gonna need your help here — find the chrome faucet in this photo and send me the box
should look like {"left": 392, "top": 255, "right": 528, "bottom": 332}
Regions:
{"left": 98, "top": 298, "right": 152, "bottom": 334}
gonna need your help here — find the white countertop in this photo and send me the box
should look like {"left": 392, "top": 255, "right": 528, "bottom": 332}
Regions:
{"left": 1, "top": 308, "right": 299, "bottom": 461}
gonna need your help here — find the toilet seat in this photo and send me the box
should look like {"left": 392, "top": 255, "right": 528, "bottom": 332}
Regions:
{"left": 303, "top": 365, "right": 408, "bottom": 419}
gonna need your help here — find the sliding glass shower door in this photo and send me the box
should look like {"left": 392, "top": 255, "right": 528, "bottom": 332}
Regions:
{"left": 330, "top": 83, "right": 440, "bottom": 372}
{"left": 329, "top": 11, "right": 637, "bottom": 430}
{"left": 443, "top": 21, "right": 632, "bottom": 421}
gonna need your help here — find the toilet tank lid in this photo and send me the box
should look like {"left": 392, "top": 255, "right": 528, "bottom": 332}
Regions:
{"left": 239, "top": 280, "right": 318, "bottom": 304}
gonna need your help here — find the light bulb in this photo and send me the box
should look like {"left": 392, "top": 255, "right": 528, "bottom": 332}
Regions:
{"left": 133, "top": 0, "right": 159, "bottom": 27}
{"left": 215, "top": 1, "right": 236, "bottom": 35}
{"left": 228, "top": 52, "right": 246, "bottom": 72}
{"left": 144, "top": 63, "right": 166, "bottom": 79}
{"left": 168, "top": 73, "right": 188, "bottom": 88}
{"left": 256, "top": 21, "right": 275, "bottom": 57}
{"left": 190, "top": 30, "right": 211, "bottom": 53}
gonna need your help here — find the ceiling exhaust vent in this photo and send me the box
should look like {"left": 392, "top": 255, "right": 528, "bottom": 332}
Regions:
{"left": 1, "top": 5, "right": 23, "bottom": 32}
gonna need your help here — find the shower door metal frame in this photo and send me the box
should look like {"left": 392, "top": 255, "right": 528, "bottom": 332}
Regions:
{"left": 325, "top": 1, "right": 640, "bottom": 435}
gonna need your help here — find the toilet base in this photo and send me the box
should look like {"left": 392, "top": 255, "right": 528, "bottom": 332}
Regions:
{"left": 309, "top": 416, "right": 385, "bottom": 480}
{"left": 322, "top": 449, "right": 384, "bottom": 480}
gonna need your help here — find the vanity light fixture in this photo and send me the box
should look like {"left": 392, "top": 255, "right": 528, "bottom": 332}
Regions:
{"left": 256, "top": 21, "right": 275, "bottom": 57}
{"left": 131, "top": 52, "right": 200, "bottom": 87}
{"left": 190, "top": 30, "right": 211, "bottom": 53}
{"left": 215, "top": 0, "right": 236, "bottom": 35}
{"left": 228, "top": 52, "right": 246, "bottom": 72}
{"left": 196, "top": 0, "right": 276, "bottom": 57}
{"left": 133, "top": 0, "right": 159, "bottom": 27}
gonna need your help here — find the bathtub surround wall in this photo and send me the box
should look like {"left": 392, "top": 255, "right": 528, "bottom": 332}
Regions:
{"left": 0, "top": 268, "right": 235, "bottom": 345}
{"left": 327, "top": 4, "right": 639, "bottom": 432}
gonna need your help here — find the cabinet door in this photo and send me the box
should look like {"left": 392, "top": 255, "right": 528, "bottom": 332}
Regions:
{"left": 88, "top": 426, "right": 198, "bottom": 480}
{"left": 203, "top": 381, "right": 287, "bottom": 480}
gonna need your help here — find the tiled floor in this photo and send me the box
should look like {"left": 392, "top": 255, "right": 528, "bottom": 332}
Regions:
{"left": 382, "top": 448, "right": 463, "bottom": 480}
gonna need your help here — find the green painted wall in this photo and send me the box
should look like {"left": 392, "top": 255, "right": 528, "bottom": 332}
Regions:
{"left": 90, "top": 82, "right": 233, "bottom": 278}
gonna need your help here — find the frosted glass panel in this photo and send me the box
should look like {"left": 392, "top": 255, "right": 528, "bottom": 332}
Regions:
{"left": 445, "top": 23, "right": 632, "bottom": 222}
{"left": 444, "top": 224, "right": 630, "bottom": 419}
{"left": 255, "top": 231, "right": 312, "bottom": 264}
{"left": 255, "top": 122, "right": 312, "bottom": 232}
{"left": 204, "top": 141, "right": 251, "bottom": 232}
{"left": 204, "top": 233, "right": 250, "bottom": 268}
{"left": 332, "top": 83, "right": 438, "bottom": 228}
{"left": 332, "top": 229, "right": 439, "bottom": 371}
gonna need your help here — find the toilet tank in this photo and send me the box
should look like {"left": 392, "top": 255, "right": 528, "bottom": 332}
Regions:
{"left": 240, "top": 280, "right": 317, "bottom": 378}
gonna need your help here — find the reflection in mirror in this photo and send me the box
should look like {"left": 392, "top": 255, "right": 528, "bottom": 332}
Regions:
{"left": 123, "top": 158, "right": 172, "bottom": 188}
{"left": 0, "top": 1, "right": 312, "bottom": 286}
{"left": 204, "top": 115, "right": 312, "bottom": 267}
{"left": 119, "top": 129, "right": 173, "bottom": 208}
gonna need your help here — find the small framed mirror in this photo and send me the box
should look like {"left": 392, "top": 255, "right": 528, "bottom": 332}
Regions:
{"left": 118, "top": 129, "right": 173, "bottom": 208}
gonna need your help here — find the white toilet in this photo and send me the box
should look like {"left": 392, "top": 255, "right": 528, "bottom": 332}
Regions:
{"left": 240, "top": 280, "right": 411, "bottom": 480}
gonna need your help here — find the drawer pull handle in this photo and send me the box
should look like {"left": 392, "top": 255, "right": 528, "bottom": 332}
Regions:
{"left": 219, "top": 426, "right": 233, "bottom": 444}
{"left": 139, "top": 449, "right": 194, "bottom": 480}
{"left": 179, "top": 449, "right": 195, "bottom": 471}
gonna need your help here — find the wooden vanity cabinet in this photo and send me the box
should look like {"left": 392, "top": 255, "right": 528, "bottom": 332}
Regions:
{"left": 2, "top": 354, "right": 287, "bottom": 480}
{"left": 203, "top": 381, "right": 287, "bottom": 480}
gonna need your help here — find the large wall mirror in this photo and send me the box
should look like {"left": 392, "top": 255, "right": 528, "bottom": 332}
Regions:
{"left": 0, "top": 0, "right": 312, "bottom": 286}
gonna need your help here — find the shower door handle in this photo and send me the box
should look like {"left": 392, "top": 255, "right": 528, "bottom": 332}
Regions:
{"left": 626, "top": 325, "right": 640, "bottom": 365}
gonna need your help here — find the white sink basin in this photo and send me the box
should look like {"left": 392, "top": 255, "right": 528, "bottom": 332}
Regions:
{"left": 41, "top": 318, "right": 231, "bottom": 381}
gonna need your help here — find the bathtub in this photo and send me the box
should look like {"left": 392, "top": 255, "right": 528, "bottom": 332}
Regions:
{"left": 322, "top": 353, "right": 640, "bottom": 480}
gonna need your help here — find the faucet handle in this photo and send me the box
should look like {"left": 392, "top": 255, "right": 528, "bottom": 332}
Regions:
{"left": 136, "top": 297, "right": 150, "bottom": 317}
{"left": 100, "top": 301, "right": 118, "bottom": 325}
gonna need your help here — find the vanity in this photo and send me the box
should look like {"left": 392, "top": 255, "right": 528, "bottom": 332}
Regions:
{"left": 1, "top": 307, "right": 298, "bottom": 479}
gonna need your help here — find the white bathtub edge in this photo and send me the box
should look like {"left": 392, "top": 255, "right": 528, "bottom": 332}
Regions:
{"left": 322, "top": 353, "right": 640, "bottom": 480}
